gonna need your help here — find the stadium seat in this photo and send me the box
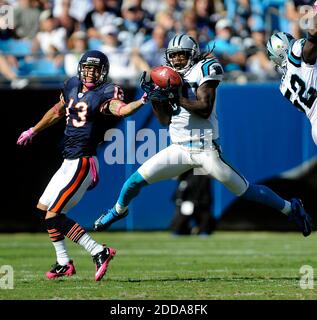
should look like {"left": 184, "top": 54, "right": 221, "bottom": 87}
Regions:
{"left": 18, "top": 58, "right": 65, "bottom": 77}
{"left": 0, "top": 39, "right": 32, "bottom": 57}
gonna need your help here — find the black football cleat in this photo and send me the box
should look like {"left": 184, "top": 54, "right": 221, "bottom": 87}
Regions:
{"left": 46, "top": 260, "right": 76, "bottom": 279}
{"left": 93, "top": 245, "right": 116, "bottom": 281}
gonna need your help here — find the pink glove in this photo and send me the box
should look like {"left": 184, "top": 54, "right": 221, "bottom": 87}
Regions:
{"left": 17, "top": 128, "right": 36, "bottom": 146}
{"left": 141, "top": 92, "right": 148, "bottom": 104}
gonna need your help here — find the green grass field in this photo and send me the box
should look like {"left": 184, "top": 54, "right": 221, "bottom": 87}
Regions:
{"left": 0, "top": 231, "right": 316, "bottom": 300}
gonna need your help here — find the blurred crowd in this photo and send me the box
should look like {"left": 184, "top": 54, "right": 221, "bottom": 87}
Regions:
{"left": 0, "top": 0, "right": 315, "bottom": 88}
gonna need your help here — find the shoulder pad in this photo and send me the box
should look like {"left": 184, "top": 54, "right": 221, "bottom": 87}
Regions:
{"left": 198, "top": 58, "right": 224, "bottom": 83}
{"left": 63, "top": 76, "right": 80, "bottom": 91}
{"left": 288, "top": 39, "right": 305, "bottom": 67}
{"left": 101, "top": 83, "right": 125, "bottom": 101}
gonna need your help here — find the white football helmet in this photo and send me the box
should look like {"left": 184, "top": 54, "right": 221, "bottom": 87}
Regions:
{"left": 266, "top": 32, "right": 295, "bottom": 68}
{"left": 166, "top": 34, "right": 200, "bottom": 74}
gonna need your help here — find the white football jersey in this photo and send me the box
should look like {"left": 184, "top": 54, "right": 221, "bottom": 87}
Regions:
{"left": 169, "top": 57, "right": 224, "bottom": 143}
{"left": 280, "top": 39, "right": 317, "bottom": 123}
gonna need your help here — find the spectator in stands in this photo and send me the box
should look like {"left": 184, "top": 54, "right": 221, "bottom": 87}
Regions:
{"left": 64, "top": 30, "right": 88, "bottom": 77}
{"left": 55, "top": 0, "right": 80, "bottom": 38}
{"left": 179, "top": 9, "right": 209, "bottom": 47}
{"left": 154, "top": 10, "right": 176, "bottom": 41}
{"left": 0, "top": 54, "right": 29, "bottom": 89}
{"left": 192, "top": 0, "right": 225, "bottom": 42}
{"left": 99, "top": 24, "right": 140, "bottom": 85}
{"left": 161, "top": 0, "right": 184, "bottom": 27}
{"left": 83, "top": 0, "right": 119, "bottom": 40}
{"left": 245, "top": 30, "right": 276, "bottom": 80}
{"left": 118, "top": 0, "right": 150, "bottom": 50}
{"left": 136, "top": 25, "right": 167, "bottom": 69}
{"left": 104, "top": 0, "right": 123, "bottom": 16}
{"left": 224, "top": 0, "right": 265, "bottom": 38}
{"left": 31, "top": 0, "right": 52, "bottom": 11}
{"left": 14, "top": 0, "right": 41, "bottom": 40}
{"left": 180, "top": 9, "right": 197, "bottom": 33}
{"left": 53, "top": 0, "right": 93, "bottom": 23}
{"left": 141, "top": 0, "right": 184, "bottom": 22}
{"left": 208, "top": 18, "right": 247, "bottom": 79}
{"left": 32, "top": 9, "right": 67, "bottom": 55}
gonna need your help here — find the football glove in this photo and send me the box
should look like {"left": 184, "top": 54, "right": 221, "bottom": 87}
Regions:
{"left": 140, "top": 71, "right": 179, "bottom": 102}
{"left": 17, "top": 127, "right": 36, "bottom": 146}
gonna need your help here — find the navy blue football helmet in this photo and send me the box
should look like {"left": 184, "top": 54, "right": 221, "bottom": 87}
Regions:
{"left": 78, "top": 50, "right": 109, "bottom": 88}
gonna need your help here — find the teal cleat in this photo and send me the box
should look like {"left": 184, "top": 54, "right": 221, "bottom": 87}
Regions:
{"left": 94, "top": 207, "right": 128, "bottom": 231}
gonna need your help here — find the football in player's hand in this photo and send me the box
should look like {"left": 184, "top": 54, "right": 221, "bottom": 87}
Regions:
{"left": 150, "top": 66, "right": 182, "bottom": 89}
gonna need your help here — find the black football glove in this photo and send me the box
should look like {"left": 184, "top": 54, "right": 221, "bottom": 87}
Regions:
{"left": 140, "top": 71, "right": 156, "bottom": 94}
{"left": 140, "top": 71, "right": 179, "bottom": 102}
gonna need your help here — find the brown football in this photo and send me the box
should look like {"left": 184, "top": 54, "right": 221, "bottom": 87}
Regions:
{"left": 150, "top": 66, "right": 182, "bottom": 89}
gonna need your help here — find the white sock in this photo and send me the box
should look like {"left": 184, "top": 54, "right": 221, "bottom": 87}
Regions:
{"left": 52, "top": 239, "right": 70, "bottom": 266}
{"left": 77, "top": 233, "right": 104, "bottom": 256}
{"left": 115, "top": 203, "right": 128, "bottom": 214}
{"left": 281, "top": 201, "right": 292, "bottom": 215}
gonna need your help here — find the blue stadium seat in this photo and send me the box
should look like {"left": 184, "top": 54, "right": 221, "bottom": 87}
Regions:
{"left": 18, "top": 58, "right": 65, "bottom": 77}
{"left": 0, "top": 39, "right": 32, "bottom": 57}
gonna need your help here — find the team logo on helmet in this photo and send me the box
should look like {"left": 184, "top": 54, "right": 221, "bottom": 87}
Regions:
{"left": 266, "top": 32, "right": 295, "bottom": 68}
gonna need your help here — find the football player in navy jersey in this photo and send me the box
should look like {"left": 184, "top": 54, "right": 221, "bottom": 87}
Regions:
{"left": 17, "top": 50, "right": 147, "bottom": 281}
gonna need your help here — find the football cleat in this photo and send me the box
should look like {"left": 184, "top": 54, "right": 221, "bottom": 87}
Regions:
{"left": 46, "top": 260, "right": 76, "bottom": 279}
{"left": 94, "top": 207, "right": 128, "bottom": 231}
{"left": 93, "top": 245, "right": 116, "bottom": 281}
{"left": 288, "top": 198, "right": 313, "bottom": 237}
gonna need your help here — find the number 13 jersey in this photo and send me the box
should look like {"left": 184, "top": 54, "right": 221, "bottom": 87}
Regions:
{"left": 280, "top": 39, "right": 317, "bottom": 123}
{"left": 62, "top": 76, "right": 123, "bottom": 159}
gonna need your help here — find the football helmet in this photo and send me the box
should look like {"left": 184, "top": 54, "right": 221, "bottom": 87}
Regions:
{"left": 78, "top": 50, "right": 109, "bottom": 88}
{"left": 266, "top": 32, "right": 295, "bottom": 68}
{"left": 166, "top": 34, "right": 200, "bottom": 74}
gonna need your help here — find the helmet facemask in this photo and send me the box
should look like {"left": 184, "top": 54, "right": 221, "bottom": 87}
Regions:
{"left": 166, "top": 34, "right": 200, "bottom": 75}
{"left": 78, "top": 51, "right": 109, "bottom": 89}
{"left": 166, "top": 49, "right": 196, "bottom": 74}
{"left": 79, "top": 62, "right": 107, "bottom": 88}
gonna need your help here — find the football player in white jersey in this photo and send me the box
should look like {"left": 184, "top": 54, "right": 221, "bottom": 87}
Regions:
{"left": 94, "top": 34, "right": 312, "bottom": 237}
{"left": 266, "top": 14, "right": 317, "bottom": 145}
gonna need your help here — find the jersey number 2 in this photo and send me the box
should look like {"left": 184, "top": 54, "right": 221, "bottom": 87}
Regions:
{"left": 66, "top": 98, "right": 88, "bottom": 127}
{"left": 284, "top": 74, "right": 317, "bottom": 111}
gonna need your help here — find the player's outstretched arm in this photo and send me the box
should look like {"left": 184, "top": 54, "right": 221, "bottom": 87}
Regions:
{"left": 303, "top": 8, "right": 317, "bottom": 64}
{"left": 17, "top": 97, "right": 65, "bottom": 146}
{"left": 179, "top": 81, "right": 219, "bottom": 119}
{"left": 107, "top": 94, "right": 147, "bottom": 117}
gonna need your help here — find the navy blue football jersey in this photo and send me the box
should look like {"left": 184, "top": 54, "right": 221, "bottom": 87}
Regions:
{"left": 61, "top": 76, "right": 122, "bottom": 159}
